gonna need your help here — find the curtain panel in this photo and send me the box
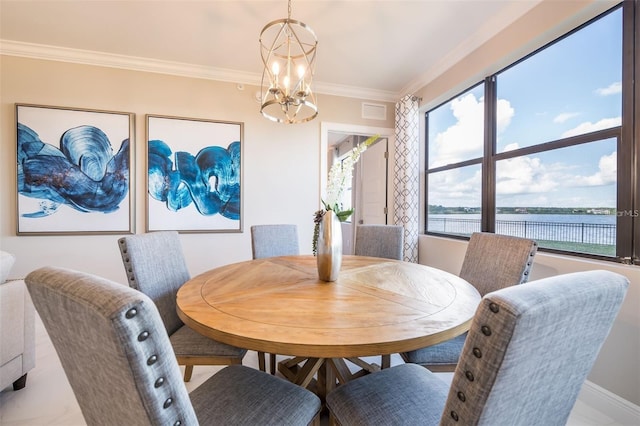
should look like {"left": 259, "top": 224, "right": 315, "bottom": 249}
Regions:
{"left": 393, "top": 95, "right": 420, "bottom": 262}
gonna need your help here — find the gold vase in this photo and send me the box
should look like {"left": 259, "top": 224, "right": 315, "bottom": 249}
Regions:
{"left": 316, "top": 210, "right": 342, "bottom": 282}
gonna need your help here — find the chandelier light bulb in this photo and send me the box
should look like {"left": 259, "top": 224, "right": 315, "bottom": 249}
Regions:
{"left": 259, "top": 0, "right": 318, "bottom": 124}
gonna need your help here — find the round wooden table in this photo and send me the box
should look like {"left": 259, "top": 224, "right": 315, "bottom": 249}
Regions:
{"left": 177, "top": 255, "right": 480, "bottom": 400}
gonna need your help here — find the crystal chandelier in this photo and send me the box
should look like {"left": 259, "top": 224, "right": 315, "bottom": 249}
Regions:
{"left": 259, "top": 0, "right": 318, "bottom": 124}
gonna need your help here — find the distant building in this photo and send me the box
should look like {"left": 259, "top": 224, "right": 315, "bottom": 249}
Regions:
{"left": 587, "top": 209, "right": 611, "bottom": 215}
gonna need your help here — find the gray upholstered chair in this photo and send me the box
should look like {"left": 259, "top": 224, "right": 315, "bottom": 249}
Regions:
{"left": 354, "top": 224, "right": 404, "bottom": 260}
{"left": 250, "top": 224, "right": 300, "bottom": 374}
{"left": 402, "top": 232, "right": 538, "bottom": 371}
{"left": 353, "top": 224, "right": 405, "bottom": 369}
{"left": 118, "top": 231, "right": 248, "bottom": 381}
{"left": 327, "top": 270, "right": 628, "bottom": 426}
{"left": 25, "top": 266, "right": 321, "bottom": 426}
{"left": 251, "top": 224, "right": 300, "bottom": 259}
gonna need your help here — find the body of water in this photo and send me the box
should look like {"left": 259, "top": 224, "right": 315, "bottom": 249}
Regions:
{"left": 428, "top": 214, "right": 616, "bottom": 245}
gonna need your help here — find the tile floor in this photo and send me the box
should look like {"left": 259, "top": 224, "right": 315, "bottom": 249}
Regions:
{"left": 0, "top": 315, "right": 624, "bottom": 425}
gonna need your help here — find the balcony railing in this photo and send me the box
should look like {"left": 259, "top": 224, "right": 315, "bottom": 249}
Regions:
{"left": 428, "top": 218, "right": 615, "bottom": 247}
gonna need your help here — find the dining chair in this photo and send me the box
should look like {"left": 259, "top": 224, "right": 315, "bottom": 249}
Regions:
{"left": 402, "top": 232, "right": 538, "bottom": 372}
{"left": 352, "top": 224, "right": 405, "bottom": 369}
{"left": 327, "top": 270, "right": 628, "bottom": 426}
{"left": 118, "top": 231, "right": 249, "bottom": 381}
{"left": 250, "top": 224, "right": 300, "bottom": 374}
{"left": 353, "top": 224, "right": 404, "bottom": 260}
{"left": 251, "top": 224, "right": 300, "bottom": 259}
{"left": 25, "top": 266, "right": 321, "bottom": 426}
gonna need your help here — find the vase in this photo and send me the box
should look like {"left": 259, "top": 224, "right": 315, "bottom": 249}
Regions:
{"left": 316, "top": 210, "right": 343, "bottom": 282}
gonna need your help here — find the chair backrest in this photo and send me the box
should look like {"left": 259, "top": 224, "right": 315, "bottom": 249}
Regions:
{"left": 251, "top": 224, "right": 299, "bottom": 259}
{"left": 354, "top": 224, "right": 404, "bottom": 260}
{"left": 441, "top": 270, "right": 628, "bottom": 426}
{"left": 118, "top": 231, "right": 190, "bottom": 335}
{"left": 459, "top": 232, "right": 538, "bottom": 296}
{"left": 25, "top": 266, "right": 198, "bottom": 426}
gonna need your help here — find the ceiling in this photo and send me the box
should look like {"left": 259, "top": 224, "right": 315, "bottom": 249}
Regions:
{"left": 0, "top": 1, "right": 542, "bottom": 102}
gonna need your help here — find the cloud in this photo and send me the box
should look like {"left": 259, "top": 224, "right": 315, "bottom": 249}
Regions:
{"left": 430, "top": 93, "right": 514, "bottom": 167}
{"left": 595, "top": 82, "right": 621, "bottom": 96}
{"left": 570, "top": 151, "right": 617, "bottom": 186}
{"left": 496, "top": 156, "right": 559, "bottom": 195}
{"left": 562, "top": 117, "right": 621, "bottom": 138}
{"left": 553, "top": 112, "right": 579, "bottom": 123}
{"left": 503, "top": 142, "right": 520, "bottom": 151}
{"left": 428, "top": 168, "right": 481, "bottom": 206}
{"left": 496, "top": 98, "right": 514, "bottom": 133}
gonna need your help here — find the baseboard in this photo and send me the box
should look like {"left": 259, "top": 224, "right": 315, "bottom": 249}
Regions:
{"left": 578, "top": 380, "right": 640, "bottom": 425}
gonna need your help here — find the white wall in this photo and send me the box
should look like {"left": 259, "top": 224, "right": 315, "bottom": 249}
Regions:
{"left": 0, "top": 55, "right": 394, "bottom": 283}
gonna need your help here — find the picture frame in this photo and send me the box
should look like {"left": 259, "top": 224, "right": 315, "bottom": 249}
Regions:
{"left": 146, "top": 115, "right": 243, "bottom": 233}
{"left": 16, "top": 104, "right": 135, "bottom": 235}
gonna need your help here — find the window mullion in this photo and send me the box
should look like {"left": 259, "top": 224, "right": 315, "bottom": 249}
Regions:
{"left": 631, "top": 0, "right": 640, "bottom": 264}
{"left": 615, "top": 0, "right": 636, "bottom": 262}
{"left": 482, "top": 76, "right": 497, "bottom": 233}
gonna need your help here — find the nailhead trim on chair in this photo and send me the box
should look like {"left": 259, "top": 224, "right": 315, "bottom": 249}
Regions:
{"left": 124, "top": 304, "right": 183, "bottom": 426}
{"left": 446, "top": 297, "right": 505, "bottom": 424}
{"left": 118, "top": 239, "right": 139, "bottom": 290}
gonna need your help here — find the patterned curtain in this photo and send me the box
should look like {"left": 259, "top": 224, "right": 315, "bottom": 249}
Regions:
{"left": 393, "top": 95, "right": 420, "bottom": 262}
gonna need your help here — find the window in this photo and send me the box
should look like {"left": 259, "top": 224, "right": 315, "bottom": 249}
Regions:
{"left": 425, "top": 2, "right": 638, "bottom": 262}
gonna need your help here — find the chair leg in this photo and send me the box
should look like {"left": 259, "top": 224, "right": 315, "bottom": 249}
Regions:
{"left": 12, "top": 373, "right": 28, "bottom": 391}
{"left": 258, "top": 351, "right": 267, "bottom": 372}
{"left": 381, "top": 354, "right": 391, "bottom": 369}
{"left": 310, "top": 412, "right": 322, "bottom": 425}
{"left": 328, "top": 412, "right": 340, "bottom": 426}
{"left": 183, "top": 365, "right": 194, "bottom": 382}
{"left": 269, "top": 353, "right": 276, "bottom": 375}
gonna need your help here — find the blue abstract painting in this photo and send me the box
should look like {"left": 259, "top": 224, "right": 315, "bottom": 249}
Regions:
{"left": 146, "top": 115, "right": 242, "bottom": 232}
{"left": 16, "top": 105, "right": 133, "bottom": 234}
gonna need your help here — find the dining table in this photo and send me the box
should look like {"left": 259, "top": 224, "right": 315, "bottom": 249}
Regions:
{"left": 176, "top": 255, "right": 481, "bottom": 401}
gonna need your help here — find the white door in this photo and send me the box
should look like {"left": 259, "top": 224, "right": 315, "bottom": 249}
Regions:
{"left": 355, "top": 138, "right": 388, "bottom": 225}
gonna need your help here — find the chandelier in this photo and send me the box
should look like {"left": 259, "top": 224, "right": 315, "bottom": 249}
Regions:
{"left": 259, "top": 0, "right": 318, "bottom": 124}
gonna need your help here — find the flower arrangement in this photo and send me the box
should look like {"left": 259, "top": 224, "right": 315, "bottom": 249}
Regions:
{"left": 313, "top": 134, "right": 379, "bottom": 254}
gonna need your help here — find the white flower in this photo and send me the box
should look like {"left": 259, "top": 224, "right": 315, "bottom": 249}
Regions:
{"left": 314, "top": 135, "right": 379, "bottom": 255}
{"left": 323, "top": 135, "right": 377, "bottom": 212}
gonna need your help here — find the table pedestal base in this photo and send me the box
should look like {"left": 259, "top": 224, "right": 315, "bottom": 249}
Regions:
{"left": 278, "top": 356, "right": 384, "bottom": 402}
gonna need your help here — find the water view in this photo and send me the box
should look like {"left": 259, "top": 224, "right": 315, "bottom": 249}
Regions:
{"left": 428, "top": 213, "right": 616, "bottom": 256}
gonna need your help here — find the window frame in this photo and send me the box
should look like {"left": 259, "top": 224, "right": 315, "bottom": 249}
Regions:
{"left": 423, "top": 2, "right": 637, "bottom": 264}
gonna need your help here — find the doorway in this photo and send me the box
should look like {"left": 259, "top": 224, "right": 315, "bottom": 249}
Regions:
{"left": 321, "top": 122, "right": 395, "bottom": 254}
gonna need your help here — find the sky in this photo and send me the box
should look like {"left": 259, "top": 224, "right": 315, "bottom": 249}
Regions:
{"left": 427, "top": 6, "right": 621, "bottom": 209}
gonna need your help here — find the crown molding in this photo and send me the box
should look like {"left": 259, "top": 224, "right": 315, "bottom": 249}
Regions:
{"left": 314, "top": 81, "right": 398, "bottom": 103}
{"left": 0, "top": 39, "right": 399, "bottom": 104}
{"left": 400, "top": 1, "right": 542, "bottom": 97}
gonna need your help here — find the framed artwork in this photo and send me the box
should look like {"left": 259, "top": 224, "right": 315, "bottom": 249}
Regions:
{"left": 16, "top": 104, "right": 134, "bottom": 235}
{"left": 146, "top": 115, "right": 243, "bottom": 233}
